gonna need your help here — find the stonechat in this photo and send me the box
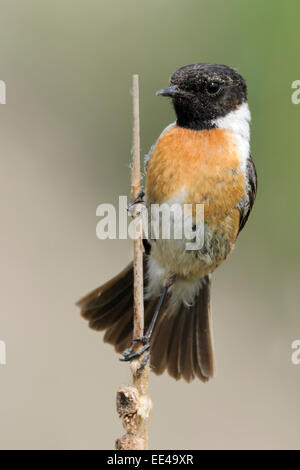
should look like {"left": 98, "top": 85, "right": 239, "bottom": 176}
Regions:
{"left": 77, "top": 63, "right": 257, "bottom": 382}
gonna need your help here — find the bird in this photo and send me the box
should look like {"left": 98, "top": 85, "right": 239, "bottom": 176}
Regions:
{"left": 77, "top": 63, "right": 257, "bottom": 383}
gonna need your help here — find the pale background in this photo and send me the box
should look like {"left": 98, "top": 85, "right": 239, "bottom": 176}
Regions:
{"left": 0, "top": 0, "right": 300, "bottom": 449}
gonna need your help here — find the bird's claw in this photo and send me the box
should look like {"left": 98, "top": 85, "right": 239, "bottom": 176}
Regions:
{"left": 119, "top": 336, "right": 150, "bottom": 363}
{"left": 127, "top": 188, "right": 145, "bottom": 217}
{"left": 133, "top": 335, "right": 149, "bottom": 346}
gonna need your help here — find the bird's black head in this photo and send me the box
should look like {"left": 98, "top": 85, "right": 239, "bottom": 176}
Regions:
{"left": 156, "top": 63, "right": 247, "bottom": 130}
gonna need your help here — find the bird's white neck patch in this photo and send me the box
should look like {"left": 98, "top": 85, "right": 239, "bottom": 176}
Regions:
{"left": 212, "top": 102, "right": 251, "bottom": 139}
{"left": 212, "top": 102, "right": 251, "bottom": 173}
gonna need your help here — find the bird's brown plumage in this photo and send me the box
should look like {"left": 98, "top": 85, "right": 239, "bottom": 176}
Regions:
{"left": 77, "top": 257, "right": 214, "bottom": 382}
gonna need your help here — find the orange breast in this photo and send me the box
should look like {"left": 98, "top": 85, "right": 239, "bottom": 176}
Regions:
{"left": 146, "top": 125, "right": 245, "bottom": 228}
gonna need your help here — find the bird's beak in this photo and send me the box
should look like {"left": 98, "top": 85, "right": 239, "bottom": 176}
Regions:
{"left": 156, "top": 85, "right": 183, "bottom": 98}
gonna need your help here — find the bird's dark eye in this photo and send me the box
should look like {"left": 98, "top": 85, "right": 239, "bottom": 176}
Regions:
{"left": 206, "top": 82, "right": 220, "bottom": 95}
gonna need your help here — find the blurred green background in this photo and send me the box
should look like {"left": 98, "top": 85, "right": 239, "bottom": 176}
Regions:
{"left": 0, "top": 0, "right": 300, "bottom": 449}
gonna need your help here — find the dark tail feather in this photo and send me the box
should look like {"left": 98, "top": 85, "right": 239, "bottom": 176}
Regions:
{"left": 195, "top": 276, "right": 215, "bottom": 379}
{"left": 77, "top": 262, "right": 133, "bottom": 320}
{"left": 150, "top": 275, "right": 214, "bottom": 382}
{"left": 150, "top": 306, "right": 178, "bottom": 376}
{"left": 77, "top": 263, "right": 215, "bottom": 382}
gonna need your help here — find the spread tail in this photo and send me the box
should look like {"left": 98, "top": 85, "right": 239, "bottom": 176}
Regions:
{"left": 77, "top": 260, "right": 215, "bottom": 382}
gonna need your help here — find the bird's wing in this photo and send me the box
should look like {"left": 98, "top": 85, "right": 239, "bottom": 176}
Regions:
{"left": 237, "top": 155, "right": 257, "bottom": 235}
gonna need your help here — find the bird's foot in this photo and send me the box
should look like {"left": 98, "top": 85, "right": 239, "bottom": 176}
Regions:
{"left": 119, "top": 335, "right": 151, "bottom": 373}
{"left": 127, "top": 188, "right": 145, "bottom": 217}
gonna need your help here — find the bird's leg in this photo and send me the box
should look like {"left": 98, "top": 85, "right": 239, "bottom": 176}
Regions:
{"left": 120, "top": 285, "right": 169, "bottom": 365}
{"left": 127, "top": 187, "right": 145, "bottom": 217}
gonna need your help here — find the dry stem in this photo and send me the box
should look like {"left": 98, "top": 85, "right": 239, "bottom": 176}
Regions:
{"left": 115, "top": 74, "right": 152, "bottom": 450}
